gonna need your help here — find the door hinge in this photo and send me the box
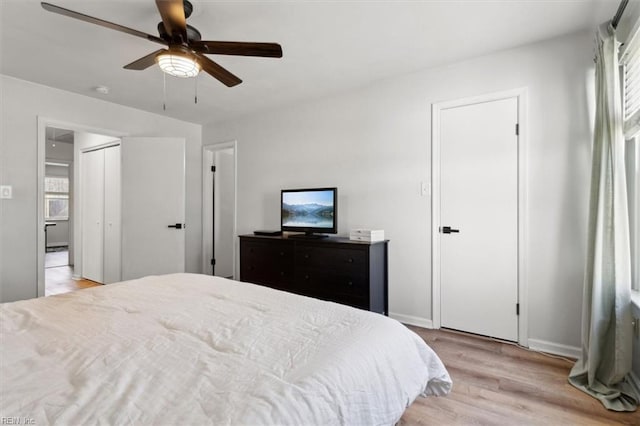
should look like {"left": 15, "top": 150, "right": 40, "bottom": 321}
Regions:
{"left": 211, "top": 258, "right": 216, "bottom": 266}
{"left": 211, "top": 166, "right": 216, "bottom": 172}
{"left": 515, "top": 123, "right": 519, "bottom": 136}
{"left": 516, "top": 303, "right": 520, "bottom": 316}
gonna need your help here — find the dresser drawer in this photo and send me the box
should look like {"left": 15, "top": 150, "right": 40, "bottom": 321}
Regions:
{"left": 296, "top": 269, "right": 367, "bottom": 299}
{"left": 240, "top": 240, "right": 293, "bottom": 288}
{"left": 241, "top": 240, "right": 292, "bottom": 266}
{"left": 329, "top": 294, "right": 369, "bottom": 311}
{"left": 242, "top": 266, "right": 294, "bottom": 289}
{"left": 295, "top": 245, "right": 367, "bottom": 273}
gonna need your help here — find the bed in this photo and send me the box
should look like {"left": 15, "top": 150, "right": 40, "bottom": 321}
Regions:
{"left": 0, "top": 273, "right": 451, "bottom": 425}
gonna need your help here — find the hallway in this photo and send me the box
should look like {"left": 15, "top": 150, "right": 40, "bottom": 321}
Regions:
{"left": 45, "top": 249, "right": 100, "bottom": 296}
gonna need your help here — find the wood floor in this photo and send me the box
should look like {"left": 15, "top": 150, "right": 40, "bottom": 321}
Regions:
{"left": 45, "top": 250, "right": 101, "bottom": 296}
{"left": 400, "top": 327, "right": 639, "bottom": 426}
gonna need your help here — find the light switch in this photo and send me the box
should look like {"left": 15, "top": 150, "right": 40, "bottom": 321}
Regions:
{"left": 0, "top": 185, "right": 12, "bottom": 199}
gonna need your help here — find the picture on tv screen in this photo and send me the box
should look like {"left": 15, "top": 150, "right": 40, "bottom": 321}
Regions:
{"left": 282, "top": 189, "right": 335, "bottom": 229}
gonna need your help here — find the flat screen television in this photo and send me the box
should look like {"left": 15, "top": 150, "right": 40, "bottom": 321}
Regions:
{"left": 281, "top": 187, "right": 337, "bottom": 238}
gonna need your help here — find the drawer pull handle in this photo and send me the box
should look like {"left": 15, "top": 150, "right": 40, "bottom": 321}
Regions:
{"left": 347, "top": 281, "right": 353, "bottom": 286}
{"left": 304, "top": 254, "right": 309, "bottom": 259}
{"left": 280, "top": 252, "right": 284, "bottom": 256}
{"left": 304, "top": 275, "right": 310, "bottom": 280}
{"left": 347, "top": 258, "right": 353, "bottom": 263}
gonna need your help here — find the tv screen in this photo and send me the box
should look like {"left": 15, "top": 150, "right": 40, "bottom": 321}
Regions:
{"left": 281, "top": 188, "right": 337, "bottom": 236}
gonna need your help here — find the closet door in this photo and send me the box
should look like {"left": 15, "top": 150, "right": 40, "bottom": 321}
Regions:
{"left": 103, "top": 145, "right": 121, "bottom": 283}
{"left": 81, "top": 149, "right": 104, "bottom": 283}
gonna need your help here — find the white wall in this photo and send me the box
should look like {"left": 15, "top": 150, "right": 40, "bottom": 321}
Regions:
{"left": 205, "top": 30, "right": 594, "bottom": 348}
{"left": 46, "top": 140, "right": 73, "bottom": 162}
{"left": 617, "top": 0, "right": 640, "bottom": 44}
{"left": 44, "top": 164, "right": 69, "bottom": 177}
{"left": 0, "top": 75, "right": 203, "bottom": 302}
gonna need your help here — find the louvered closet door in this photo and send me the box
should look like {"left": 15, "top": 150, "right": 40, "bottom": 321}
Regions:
{"left": 81, "top": 149, "right": 105, "bottom": 283}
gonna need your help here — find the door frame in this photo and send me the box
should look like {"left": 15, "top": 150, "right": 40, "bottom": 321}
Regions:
{"left": 201, "top": 140, "right": 238, "bottom": 278}
{"left": 37, "top": 116, "right": 125, "bottom": 297}
{"left": 431, "top": 88, "right": 529, "bottom": 347}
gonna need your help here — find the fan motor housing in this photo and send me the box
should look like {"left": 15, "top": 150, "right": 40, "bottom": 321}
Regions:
{"left": 156, "top": 0, "right": 199, "bottom": 43}
{"left": 157, "top": 22, "right": 202, "bottom": 42}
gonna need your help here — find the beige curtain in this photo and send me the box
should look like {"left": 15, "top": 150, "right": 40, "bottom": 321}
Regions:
{"left": 568, "top": 23, "right": 638, "bottom": 412}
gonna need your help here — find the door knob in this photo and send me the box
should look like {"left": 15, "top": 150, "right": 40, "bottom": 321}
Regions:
{"left": 441, "top": 226, "right": 460, "bottom": 234}
{"left": 168, "top": 223, "right": 183, "bottom": 229}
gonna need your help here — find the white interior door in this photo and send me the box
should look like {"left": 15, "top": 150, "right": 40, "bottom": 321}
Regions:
{"left": 81, "top": 149, "right": 104, "bottom": 283}
{"left": 203, "top": 144, "right": 237, "bottom": 278}
{"left": 103, "top": 145, "right": 121, "bottom": 284}
{"left": 440, "top": 97, "right": 519, "bottom": 342}
{"left": 121, "top": 137, "right": 186, "bottom": 280}
{"left": 214, "top": 149, "right": 235, "bottom": 278}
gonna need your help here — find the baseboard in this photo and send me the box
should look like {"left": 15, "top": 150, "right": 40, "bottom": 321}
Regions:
{"left": 389, "top": 313, "right": 433, "bottom": 329}
{"left": 528, "top": 338, "right": 581, "bottom": 359}
{"left": 388, "top": 315, "right": 582, "bottom": 358}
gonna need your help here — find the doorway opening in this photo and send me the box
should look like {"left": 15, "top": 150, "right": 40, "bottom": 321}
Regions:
{"left": 43, "top": 127, "right": 98, "bottom": 295}
{"left": 202, "top": 141, "right": 237, "bottom": 278}
{"left": 37, "top": 118, "right": 123, "bottom": 297}
{"left": 431, "top": 88, "right": 528, "bottom": 347}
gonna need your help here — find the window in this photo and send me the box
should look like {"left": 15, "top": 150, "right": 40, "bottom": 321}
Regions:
{"left": 44, "top": 176, "right": 69, "bottom": 220}
{"left": 622, "top": 29, "right": 640, "bottom": 137}
{"left": 621, "top": 16, "right": 640, "bottom": 291}
{"left": 627, "top": 136, "right": 640, "bottom": 292}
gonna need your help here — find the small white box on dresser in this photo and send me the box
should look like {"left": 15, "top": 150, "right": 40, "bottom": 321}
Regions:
{"left": 350, "top": 229, "right": 385, "bottom": 242}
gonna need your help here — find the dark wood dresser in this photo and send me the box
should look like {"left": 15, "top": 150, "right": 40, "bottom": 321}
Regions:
{"left": 239, "top": 235, "right": 388, "bottom": 315}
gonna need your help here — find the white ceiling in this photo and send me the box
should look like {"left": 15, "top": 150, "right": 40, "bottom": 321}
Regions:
{"left": 0, "top": 0, "right": 617, "bottom": 125}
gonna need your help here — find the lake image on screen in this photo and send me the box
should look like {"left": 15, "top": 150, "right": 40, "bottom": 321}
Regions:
{"left": 282, "top": 190, "right": 334, "bottom": 228}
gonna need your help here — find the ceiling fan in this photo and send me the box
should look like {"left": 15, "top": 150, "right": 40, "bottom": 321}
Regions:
{"left": 41, "top": 0, "right": 283, "bottom": 87}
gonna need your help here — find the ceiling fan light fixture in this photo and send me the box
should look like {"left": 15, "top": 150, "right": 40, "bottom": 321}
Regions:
{"left": 156, "top": 49, "right": 201, "bottom": 78}
{"left": 41, "top": 1, "right": 281, "bottom": 87}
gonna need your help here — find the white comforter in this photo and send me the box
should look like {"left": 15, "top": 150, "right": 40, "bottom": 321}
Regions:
{"left": 0, "top": 273, "right": 451, "bottom": 425}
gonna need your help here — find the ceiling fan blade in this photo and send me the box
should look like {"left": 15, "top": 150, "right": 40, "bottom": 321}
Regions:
{"left": 41, "top": 2, "right": 167, "bottom": 46}
{"left": 155, "top": 0, "right": 187, "bottom": 42}
{"left": 124, "top": 49, "right": 166, "bottom": 70}
{"left": 195, "top": 54, "right": 242, "bottom": 87}
{"left": 191, "top": 41, "right": 283, "bottom": 58}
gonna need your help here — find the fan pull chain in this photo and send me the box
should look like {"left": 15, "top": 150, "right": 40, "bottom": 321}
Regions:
{"left": 163, "top": 72, "right": 167, "bottom": 111}
{"left": 194, "top": 74, "right": 198, "bottom": 104}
